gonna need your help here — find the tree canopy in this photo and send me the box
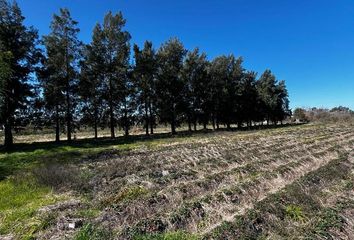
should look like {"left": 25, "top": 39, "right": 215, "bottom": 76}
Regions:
{"left": 0, "top": 1, "right": 292, "bottom": 147}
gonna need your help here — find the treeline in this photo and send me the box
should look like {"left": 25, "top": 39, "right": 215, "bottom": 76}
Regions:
{"left": 0, "top": 1, "right": 291, "bottom": 148}
{"left": 293, "top": 107, "right": 354, "bottom": 123}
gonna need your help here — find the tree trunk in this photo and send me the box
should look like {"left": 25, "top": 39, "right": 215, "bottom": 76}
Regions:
{"left": 145, "top": 99, "right": 149, "bottom": 135}
{"left": 124, "top": 108, "right": 129, "bottom": 137}
{"left": 66, "top": 93, "right": 71, "bottom": 142}
{"left": 188, "top": 116, "right": 192, "bottom": 132}
{"left": 4, "top": 121, "right": 13, "bottom": 149}
{"left": 171, "top": 105, "right": 176, "bottom": 134}
{"left": 55, "top": 104, "right": 60, "bottom": 142}
{"left": 65, "top": 44, "right": 72, "bottom": 142}
{"left": 193, "top": 121, "right": 197, "bottom": 131}
{"left": 109, "top": 99, "right": 115, "bottom": 138}
{"left": 94, "top": 108, "right": 98, "bottom": 139}
{"left": 149, "top": 102, "right": 154, "bottom": 135}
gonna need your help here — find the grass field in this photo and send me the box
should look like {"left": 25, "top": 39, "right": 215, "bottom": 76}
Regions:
{"left": 0, "top": 123, "right": 353, "bottom": 239}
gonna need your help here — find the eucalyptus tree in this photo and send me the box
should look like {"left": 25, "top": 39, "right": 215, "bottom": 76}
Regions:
{"left": 42, "top": 8, "right": 81, "bottom": 142}
{"left": 0, "top": 0, "right": 40, "bottom": 148}
{"left": 156, "top": 38, "right": 186, "bottom": 134}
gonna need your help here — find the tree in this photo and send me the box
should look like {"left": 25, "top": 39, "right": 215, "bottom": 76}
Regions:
{"left": 133, "top": 41, "right": 157, "bottom": 135}
{"left": 100, "top": 11, "right": 131, "bottom": 138}
{"left": 293, "top": 108, "right": 308, "bottom": 122}
{"left": 274, "top": 80, "right": 291, "bottom": 124}
{"left": 79, "top": 24, "right": 105, "bottom": 139}
{"left": 156, "top": 38, "right": 186, "bottom": 134}
{"left": 182, "top": 48, "right": 210, "bottom": 130}
{"left": 0, "top": 0, "right": 39, "bottom": 148}
{"left": 42, "top": 8, "right": 81, "bottom": 142}
{"left": 239, "top": 71, "right": 259, "bottom": 127}
{"left": 257, "top": 70, "right": 278, "bottom": 125}
{"left": 209, "top": 55, "right": 243, "bottom": 129}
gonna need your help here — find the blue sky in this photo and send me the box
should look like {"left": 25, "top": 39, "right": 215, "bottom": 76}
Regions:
{"left": 17, "top": 0, "right": 354, "bottom": 110}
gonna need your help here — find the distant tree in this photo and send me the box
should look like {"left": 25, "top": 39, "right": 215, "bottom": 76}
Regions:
{"left": 293, "top": 108, "right": 308, "bottom": 122}
{"left": 156, "top": 38, "right": 186, "bottom": 134}
{"left": 0, "top": 0, "right": 40, "bottom": 148}
{"left": 42, "top": 8, "right": 81, "bottom": 142}
{"left": 100, "top": 11, "right": 131, "bottom": 138}
{"left": 182, "top": 48, "right": 210, "bottom": 130}
{"left": 79, "top": 24, "right": 105, "bottom": 139}
{"left": 133, "top": 41, "right": 157, "bottom": 135}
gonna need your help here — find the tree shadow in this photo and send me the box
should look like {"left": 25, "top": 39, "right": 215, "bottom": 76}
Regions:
{"left": 0, "top": 123, "right": 304, "bottom": 154}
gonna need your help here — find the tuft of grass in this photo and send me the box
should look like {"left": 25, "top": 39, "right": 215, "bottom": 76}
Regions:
{"left": 105, "top": 186, "right": 149, "bottom": 205}
{"left": 0, "top": 175, "right": 63, "bottom": 239}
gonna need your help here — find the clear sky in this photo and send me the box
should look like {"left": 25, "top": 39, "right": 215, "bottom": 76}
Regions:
{"left": 17, "top": 0, "right": 354, "bottom": 110}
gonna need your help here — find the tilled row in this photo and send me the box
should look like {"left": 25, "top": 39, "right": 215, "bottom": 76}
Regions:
{"left": 92, "top": 125, "right": 354, "bottom": 237}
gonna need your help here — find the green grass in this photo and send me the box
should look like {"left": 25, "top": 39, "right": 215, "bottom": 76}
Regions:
{"left": 0, "top": 175, "right": 64, "bottom": 239}
{"left": 74, "top": 223, "right": 113, "bottom": 240}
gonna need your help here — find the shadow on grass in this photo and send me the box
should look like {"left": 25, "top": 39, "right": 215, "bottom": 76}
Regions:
{"left": 0, "top": 123, "right": 304, "bottom": 180}
{"left": 0, "top": 123, "right": 304, "bottom": 154}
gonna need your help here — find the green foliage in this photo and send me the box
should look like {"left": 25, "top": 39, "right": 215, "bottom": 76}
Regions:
{"left": 156, "top": 38, "right": 187, "bottom": 134}
{"left": 0, "top": 0, "right": 40, "bottom": 147}
{"left": 314, "top": 208, "right": 343, "bottom": 237}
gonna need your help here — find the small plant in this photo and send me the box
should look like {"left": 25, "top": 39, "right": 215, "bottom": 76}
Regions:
{"left": 285, "top": 205, "right": 306, "bottom": 222}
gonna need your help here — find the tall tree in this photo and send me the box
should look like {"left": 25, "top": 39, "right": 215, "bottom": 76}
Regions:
{"left": 209, "top": 55, "right": 243, "bottom": 129}
{"left": 156, "top": 38, "right": 186, "bottom": 134}
{"left": 274, "top": 80, "right": 291, "bottom": 124}
{"left": 101, "top": 11, "right": 131, "bottom": 138}
{"left": 0, "top": 0, "right": 39, "bottom": 148}
{"left": 257, "top": 70, "right": 278, "bottom": 125}
{"left": 133, "top": 41, "right": 157, "bottom": 135}
{"left": 79, "top": 24, "right": 105, "bottom": 139}
{"left": 182, "top": 48, "right": 210, "bottom": 130}
{"left": 42, "top": 8, "right": 81, "bottom": 142}
{"left": 239, "top": 71, "right": 259, "bottom": 127}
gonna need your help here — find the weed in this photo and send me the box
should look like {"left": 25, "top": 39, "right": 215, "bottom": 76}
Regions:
{"left": 285, "top": 205, "right": 306, "bottom": 222}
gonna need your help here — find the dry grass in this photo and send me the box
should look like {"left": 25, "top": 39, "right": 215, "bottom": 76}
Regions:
{"left": 1, "top": 122, "right": 354, "bottom": 239}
